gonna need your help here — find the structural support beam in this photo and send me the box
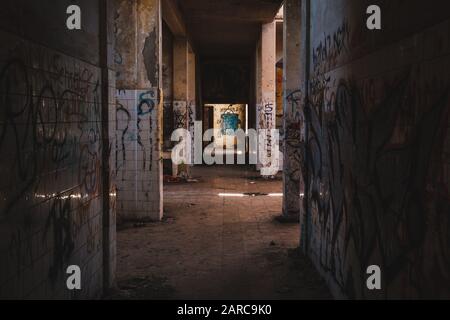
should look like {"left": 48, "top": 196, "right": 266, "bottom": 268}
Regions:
{"left": 174, "top": 38, "right": 188, "bottom": 102}
{"left": 161, "top": 0, "right": 186, "bottom": 37}
{"left": 173, "top": 37, "right": 190, "bottom": 177}
{"left": 281, "top": 0, "right": 302, "bottom": 222}
{"left": 187, "top": 45, "right": 196, "bottom": 165}
{"left": 114, "top": 0, "right": 163, "bottom": 222}
{"left": 100, "top": 0, "right": 117, "bottom": 293}
{"left": 299, "top": 0, "right": 311, "bottom": 251}
{"left": 257, "top": 21, "right": 278, "bottom": 176}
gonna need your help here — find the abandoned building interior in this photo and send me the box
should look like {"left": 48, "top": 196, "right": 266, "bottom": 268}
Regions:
{"left": 0, "top": 0, "right": 449, "bottom": 300}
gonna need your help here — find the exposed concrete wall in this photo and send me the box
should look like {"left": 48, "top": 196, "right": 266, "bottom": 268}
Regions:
{"left": 187, "top": 46, "right": 196, "bottom": 164}
{"left": 276, "top": 22, "right": 284, "bottom": 63}
{"left": 261, "top": 22, "right": 276, "bottom": 109}
{"left": 172, "top": 37, "right": 189, "bottom": 176}
{"left": 172, "top": 38, "right": 197, "bottom": 175}
{"left": 115, "top": 0, "right": 163, "bottom": 221}
{"left": 275, "top": 18, "right": 284, "bottom": 128}
{"left": 173, "top": 38, "right": 188, "bottom": 100}
{"left": 282, "top": 0, "right": 303, "bottom": 221}
{"left": 257, "top": 21, "right": 279, "bottom": 175}
{"left": 302, "top": 0, "right": 450, "bottom": 299}
{"left": 255, "top": 41, "right": 262, "bottom": 130}
{"left": 115, "top": 0, "right": 160, "bottom": 89}
{"left": 162, "top": 21, "right": 174, "bottom": 150}
{"left": 173, "top": 37, "right": 188, "bottom": 131}
{"left": 101, "top": 0, "right": 118, "bottom": 293}
{"left": 275, "top": 18, "right": 284, "bottom": 129}
{"left": 0, "top": 0, "right": 116, "bottom": 298}
{"left": 248, "top": 56, "right": 257, "bottom": 132}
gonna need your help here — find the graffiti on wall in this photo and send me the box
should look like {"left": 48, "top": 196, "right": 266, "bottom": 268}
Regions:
{"left": 219, "top": 105, "right": 241, "bottom": 136}
{"left": 115, "top": 88, "right": 160, "bottom": 220}
{"left": 188, "top": 101, "right": 196, "bottom": 163}
{"left": 258, "top": 101, "right": 276, "bottom": 169}
{"left": 116, "top": 91, "right": 131, "bottom": 175}
{"left": 116, "top": 89, "right": 158, "bottom": 173}
{"left": 304, "top": 18, "right": 450, "bottom": 298}
{"left": 173, "top": 101, "right": 187, "bottom": 129}
{"left": 137, "top": 90, "right": 157, "bottom": 172}
{"left": 312, "top": 20, "right": 350, "bottom": 75}
{"left": 0, "top": 38, "right": 104, "bottom": 294}
{"left": 283, "top": 90, "right": 305, "bottom": 215}
{"left": 163, "top": 101, "right": 173, "bottom": 149}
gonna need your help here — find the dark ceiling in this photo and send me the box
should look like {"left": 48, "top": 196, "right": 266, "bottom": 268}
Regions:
{"left": 177, "top": 0, "right": 284, "bottom": 58}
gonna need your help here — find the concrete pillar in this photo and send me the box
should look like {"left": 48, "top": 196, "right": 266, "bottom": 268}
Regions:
{"left": 187, "top": 45, "right": 196, "bottom": 165}
{"left": 257, "top": 21, "right": 278, "bottom": 176}
{"left": 173, "top": 37, "right": 190, "bottom": 177}
{"left": 114, "top": 0, "right": 163, "bottom": 222}
{"left": 255, "top": 40, "right": 262, "bottom": 121}
{"left": 299, "top": 0, "right": 311, "bottom": 252}
{"left": 281, "top": 0, "right": 303, "bottom": 222}
{"left": 162, "top": 23, "right": 174, "bottom": 152}
{"left": 100, "top": 0, "right": 117, "bottom": 292}
{"left": 174, "top": 37, "right": 188, "bottom": 103}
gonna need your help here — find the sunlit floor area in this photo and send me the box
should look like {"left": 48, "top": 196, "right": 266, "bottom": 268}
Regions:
{"left": 111, "top": 166, "right": 330, "bottom": 299}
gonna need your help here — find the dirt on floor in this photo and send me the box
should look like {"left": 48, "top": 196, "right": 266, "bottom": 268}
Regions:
{"left": 107, "top": 165, "right": 331, "bottom": 300}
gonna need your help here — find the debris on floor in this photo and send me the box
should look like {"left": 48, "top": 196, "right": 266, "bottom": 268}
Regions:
{"left": 247, "top": 175, "right": 282, "bottom": 181}
{"left": 116, "top": 166, "right": 331, "bottom": 299}
{"left": 164, "top": 175, "right": 201, "bottom": 183}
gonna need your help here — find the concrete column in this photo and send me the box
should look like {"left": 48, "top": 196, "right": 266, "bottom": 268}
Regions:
{"left": 162, "top": 23, "right": 174, "bottom": 152}
{"left": 100, "top": 0, "right": 117, "bottom": 292}
{"left": 174, "top": 37, "right": 188, "bottom": 102}
{"left": 187, "top": 45, "right": 196, "bottom": 165}
{"left": 299, "top": 0, "right": 311, "bottom": 252}
{"left": 173, "top": 37, "right": 190, "bottom": 177}
{"left": 114, "top": 0, "right": 163, "bottom": 222}
{"left": 281, "top": 0, "right": 303, "bottom": 222}
{"left": 257, "top": 21, "right": 278, "bottom": 176}
{"left": 255, "top": 40, "right": 262, "bottom": 122}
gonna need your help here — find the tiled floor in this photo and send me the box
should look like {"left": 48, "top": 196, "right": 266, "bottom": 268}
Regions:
{"left": 112, "top": 165, "right": 331, "bottom": 299}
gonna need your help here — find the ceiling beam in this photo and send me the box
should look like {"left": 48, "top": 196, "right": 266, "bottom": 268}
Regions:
{"left": 162, "top": 0, "right": 186, "bottom": 37}
{"left": 162, "top": 0, "right": 198, "bottom": 54}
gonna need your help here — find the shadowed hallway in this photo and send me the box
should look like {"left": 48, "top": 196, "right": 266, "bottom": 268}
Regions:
{"left": 112, "top": 166, "right": 330, "bottom": 299}
{"left": 0, "top": 0, "right": 449, "bottom": 300}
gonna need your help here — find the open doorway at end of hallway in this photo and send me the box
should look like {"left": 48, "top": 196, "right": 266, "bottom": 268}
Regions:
{"left": 109, "top": 165, "right": 331, "bottom": 300}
